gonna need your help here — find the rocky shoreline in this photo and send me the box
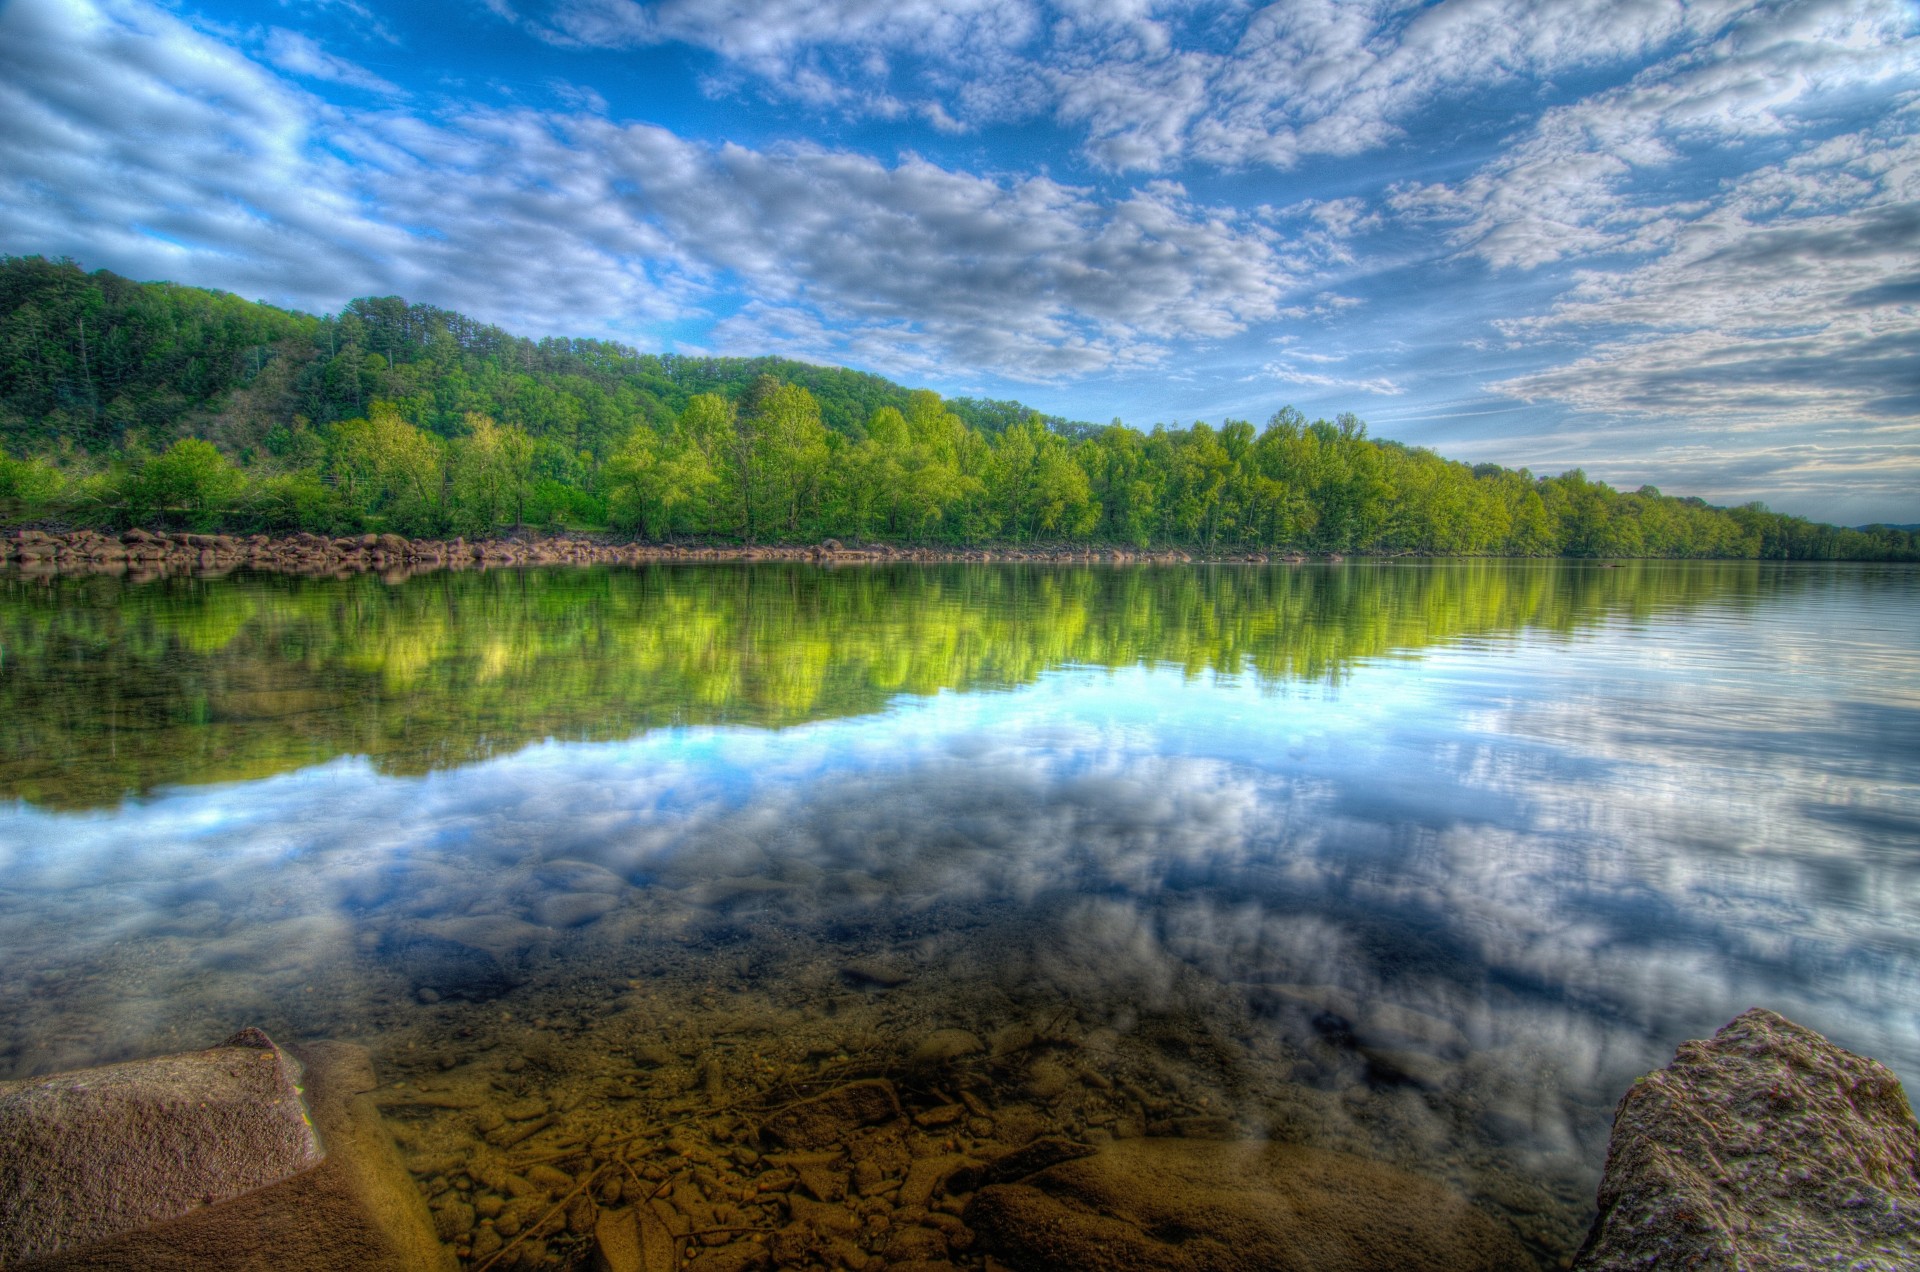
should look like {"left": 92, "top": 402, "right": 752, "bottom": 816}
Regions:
{"left": 2, "top": 527, "right": 1320, "bottom": 578}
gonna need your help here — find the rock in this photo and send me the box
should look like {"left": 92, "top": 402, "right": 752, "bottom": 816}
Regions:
{"left": 899, "top": 1154, "right": 977, "bottom": 1208}
{"left": 431, "top": 1200, "right": 473, "bottom": 1241}
{"left": 967, "top": 1138, "right": 1526, "bottom": 1272}
{"left": 972, "top": 1136, "right": 1092, "bottom": 1188}
{"left": 1359, "top": 1047, "right": 1456, "bottom": 1090}
{"left": 793, "top": 1159, "right": 849, "bottom": 1203}
{"left": 907, "top": 1029, "right": 985, "bottom": 1071}
{"left": 0, "top": 1028, "right": 324, "bottom": 1263}
{"left": 760, "top": 1079, "right": 902, "bottom": 1149}
{"left": 534, "top": 891, "right": 618, "bottom": 928}
{"left": 503, "top": 1097, "right": 549, "bottom": 1122}
{"left": 914, "top": 1103, "right": 965, "bottom": 1128}
{"left": 526, "top": 1163, "right": 573, "bottom": 1192}
{"left": 5, "top": 1038, "right": 454, "bottom": 1270}
{"left": 380, "top": 928, "right": 519, "bottom": 1003}
{"left": 592, "top": 1207, "right": 641, "bottom": 1272}
{"left": 1572, "top": 1008, "right": 1920, "bottom": 1272}
{"left": 840, "top": 957, "right": 912, "bottom": 988}
{"left": 1024, "top": 1058, "right": 1073, "bottom": 1101}
{"left": 535, "top": 860, "right": 628, "bottom": 894}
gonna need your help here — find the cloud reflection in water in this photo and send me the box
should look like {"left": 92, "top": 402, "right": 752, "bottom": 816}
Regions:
{"left": 0, "top": 573, "right": 1916, "bottom": 1238}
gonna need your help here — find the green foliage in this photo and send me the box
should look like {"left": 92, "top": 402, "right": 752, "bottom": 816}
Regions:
{"left": 133, "top": 439, "right": 246, "bottom": 529}
{"left": 0, "top": 256, "right": 1911, "bottom": 560}
{"left": 0, "top": 452, "right": 65, "bottom": 515}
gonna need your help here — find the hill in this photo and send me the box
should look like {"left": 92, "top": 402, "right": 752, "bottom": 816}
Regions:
{"left": 0, "top": 255, "right": 1914, "bottom": 562}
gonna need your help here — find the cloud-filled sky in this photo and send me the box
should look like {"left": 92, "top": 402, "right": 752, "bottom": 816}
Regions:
{"left": 0, "top": 0, "right": 1915, "bottom": 522}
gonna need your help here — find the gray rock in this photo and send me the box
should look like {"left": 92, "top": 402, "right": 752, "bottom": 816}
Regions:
{"left": 1573, "top": 1008, "right": 1920, "bottom": 1272}
{"left": 0, "top": 1028, "right": 323, "bottom": 1264}
{"left": 967, "top": 1137, "right": 1527, "bottom": 1272}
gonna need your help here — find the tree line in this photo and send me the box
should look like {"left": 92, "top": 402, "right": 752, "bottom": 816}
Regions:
{"left": 1, "top": 255, "right": 1913, "bottom": 560}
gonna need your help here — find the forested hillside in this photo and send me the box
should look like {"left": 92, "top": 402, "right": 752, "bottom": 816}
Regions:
{"left": 1, "top": 256, "right": 1913, "bottom": 560}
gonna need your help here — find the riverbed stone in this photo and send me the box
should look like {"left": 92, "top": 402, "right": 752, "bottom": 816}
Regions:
{"left": 534, "top": 891, "right": 619, "bottom": 928}
{"left": 1572, "top": 1007, "right": 1920, "bottom": 1271}
{"left": 760, "top": 1079, "right": 903, "bottom": 1148}
{"left": 0, "top": 1028, "right": 323, "bottom": 1264}
{"left": 4, "top": 1036, "right": 453, "bottom": 1270}
{"left": 908, "top": 1028, "right": 985, "bottom": 1070}
{"left": 966, "top": 1137, "right": 1528, "bottom": 1272}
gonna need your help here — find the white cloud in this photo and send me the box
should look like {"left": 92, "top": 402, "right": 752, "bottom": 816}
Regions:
{"left": 260, "top": 28, "right": 403, "bottom": 94}
{"left": 1391, "top": 0, "right": 1918, "bottom": 268}
{"left": 1353, "top": 2, "right": 1920, "bottom": 511}
{"left": 505, "top": 0, "right": 1783, "bottom": 172}
{"left": 0, "top": 0, "right": 1299, "bottom": 380}
{"left": 1479, "top": 109, "right": 1920, "bottom": 429}
{"left": 1263, "top": 359, "right": 1404, "bottom": 396}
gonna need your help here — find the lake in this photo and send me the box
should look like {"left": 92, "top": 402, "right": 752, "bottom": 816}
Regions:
{"left": 2, "top": 559, "right": 1916, "bottom": 1269}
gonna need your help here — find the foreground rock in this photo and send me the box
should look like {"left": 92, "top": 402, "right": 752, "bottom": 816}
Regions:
{"left": 966, "top": 1137, "right": 1528, "bottom": 1271}
{"left": 2, "top": 1033, "right": 453, "bottom": 1271}
{"left": 0, "top": 1028, "right": 322, "bottom": 1264}
{"left": 1573, "top": 1008, "right": 1920, "bottom": 1271}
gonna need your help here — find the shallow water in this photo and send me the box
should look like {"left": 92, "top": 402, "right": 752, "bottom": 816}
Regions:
{"left": 2, "top": 560, "right": 1917, "bottom": 1268}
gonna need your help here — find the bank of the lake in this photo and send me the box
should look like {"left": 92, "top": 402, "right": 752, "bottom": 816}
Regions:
{"left": 2, "top": 526, "right": 1270, "bottom": 575}
{"left": 11, "top": 525, "right": 1897, "bottom": 581}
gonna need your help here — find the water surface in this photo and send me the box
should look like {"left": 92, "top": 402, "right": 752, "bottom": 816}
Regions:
{"left": 3, "top": 560, "right": 1916, "bottom": 1267}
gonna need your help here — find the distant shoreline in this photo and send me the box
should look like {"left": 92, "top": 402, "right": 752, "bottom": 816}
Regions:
{"left": 2, "top": 527, "right": 1902, "bottom": 579}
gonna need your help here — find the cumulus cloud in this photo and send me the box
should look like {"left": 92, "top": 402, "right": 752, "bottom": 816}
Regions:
{"left": 0, "top": 0, "right": 1296, "bottom": 379}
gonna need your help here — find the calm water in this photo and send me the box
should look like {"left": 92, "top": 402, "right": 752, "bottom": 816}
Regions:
{"left": 3, "top": 560, "right": 1917, "bottom": 1266}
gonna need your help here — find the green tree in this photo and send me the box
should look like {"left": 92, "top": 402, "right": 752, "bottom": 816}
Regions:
{"left": 137, "top": 438, "right": 244, "bottom": 527}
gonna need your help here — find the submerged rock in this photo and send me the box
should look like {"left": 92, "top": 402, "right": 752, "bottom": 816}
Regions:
{"left": 759, "top": 1079, "right": 902, "bottom": 1149}
{"left": 1572, "top": 1008, "right": 1920, "bottom": 1271}
{"left": 0, "top": 1028, "right": 323, "bottom": 1264}
{"left": 967, "top": 1137, "right": 1527, "bottom": 1272}
{"left": 907, "top": 1028, "right": 985, "bottom": 1071}
{"left": 2, "top": 1034, "right": 452, "bottom": 1270}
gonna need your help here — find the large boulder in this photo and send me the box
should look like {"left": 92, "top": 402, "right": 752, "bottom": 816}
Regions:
{"left": 0, "top": 1028, "right": 323, "bottom": 1263}
{"left": 3, "top": 1034, "right": 453, "bottom": 1271}
{"left": 966, "top": 1137, "right": 1527, "bottom": 1272}
{"left": 1573, "top": 1008, "right": 1920, "bottom": 1271}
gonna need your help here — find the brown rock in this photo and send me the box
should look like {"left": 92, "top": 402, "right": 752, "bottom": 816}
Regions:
{"left": 760, "top": 1079, "right": 902, "bottom": 1149}
{"left": 967, "top": 1138, "right": 1526, "bottom": 1272}
{"left": 0, "top": 1027, "right": 324, "bottom": 1263}
{"left": 591, "top": 1207, "right": 641, "bottom": 1272}
{"left": 907, "top": 1028, "right": 984, "bottom": 1071}
{"left": 899, "top": 1153, "right": 977, "bottom": 1208}
{"left": 1572, "top": 1008, "right": 1920, "bottom": 1272}
{"left": 7, "top": 1038, "right": 454, "bottom": 1271}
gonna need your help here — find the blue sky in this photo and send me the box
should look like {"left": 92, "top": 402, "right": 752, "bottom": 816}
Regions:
{"left": 1, "top": 0, "right": 1915, "bottom": 522}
